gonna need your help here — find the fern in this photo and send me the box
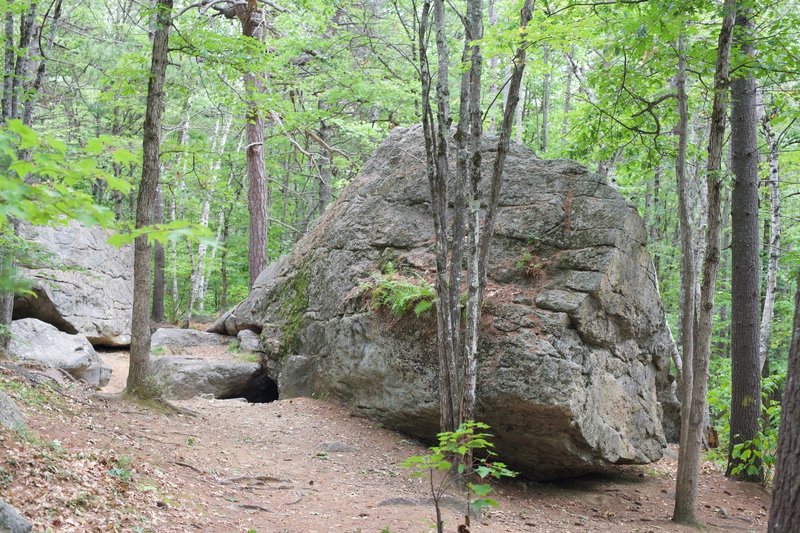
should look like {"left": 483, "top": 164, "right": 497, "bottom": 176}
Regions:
{"left": 368, "top": 269, "right": 435, "bottom": 317}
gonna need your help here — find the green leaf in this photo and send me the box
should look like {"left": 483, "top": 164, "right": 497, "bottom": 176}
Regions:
{"left": 468, "top": 483, "right": 493, "bottom": 497}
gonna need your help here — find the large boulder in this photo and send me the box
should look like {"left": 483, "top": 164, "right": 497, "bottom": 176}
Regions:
{"left": 13, "top": 222, "right": 133, "bottom": 346}
{"left": 215, "top": 126, "right": 679, "bottom": 479}
{"left": 8, "top": 318, "right": 111, "bottom": 387}
{"left": 149, "top": 357, "right": 261, "bottom": 400}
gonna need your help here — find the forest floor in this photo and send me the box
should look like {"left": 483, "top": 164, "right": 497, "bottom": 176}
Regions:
{"left": 1, "top": 344, "right": 772, "bottom": 533}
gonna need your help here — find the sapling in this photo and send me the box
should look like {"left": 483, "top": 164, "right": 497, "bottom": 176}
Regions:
{"left": 402, "top": 421, "right": 516, "bottom": 533}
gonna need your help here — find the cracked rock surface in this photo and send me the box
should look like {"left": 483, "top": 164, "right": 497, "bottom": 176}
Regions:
{"left": 14, "top": 222, "right": 133, "bottom": 347}
{"left": 212, "top": 126, "right": 680, "bottom": 480}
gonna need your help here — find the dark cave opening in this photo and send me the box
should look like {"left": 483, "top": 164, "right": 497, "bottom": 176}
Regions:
{"left": 218, "top": 366, "right": 279, "bottom": 404}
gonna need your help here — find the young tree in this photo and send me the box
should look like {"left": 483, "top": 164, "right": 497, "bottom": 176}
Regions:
{"left": 126, "top": 0, "right": 174, "bottom": 397}
{"left": 726, "top": 4, "right": 763, "bottom": 482}
{"left": 768, "top": 268, "right": 800, "bottom": 531}
{"left": 418, "top": 0, "right": 533, "bottom": 432}
{"left": 673, "top": 0, "right": 736, "bottom": 524}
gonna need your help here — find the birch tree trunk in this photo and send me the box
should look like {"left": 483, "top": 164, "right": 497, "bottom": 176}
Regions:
{"left": 758, "top": 107, "right": 780, "bottom": 373}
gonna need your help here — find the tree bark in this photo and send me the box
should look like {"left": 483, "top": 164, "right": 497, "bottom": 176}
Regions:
{"left": 757, "top": 106, "right": 780, "bottom": 373}
{"left": 151, "top": 183, "right": 165, "bottom": 322}
{"left": 10, "top": 1, "right": 36, "bottom": 121}
{"left": 673, "top": 31, "right": 698, "bottom": 523}
{"left": 540, "top": 45, "right": 550, "bottom": 152}
{"left": 126, "top": 0, "right": 173, "bottom": 397}
{"left": 2, "top": 1, "right": 14, "bottom": 120}
{"left": 673, "top": 1, "right": 735, "bottom": 524}
{"left": 726, "top": 5, "right": 763, "bottom": 483}
{"left": 767, "top": 269, "right": 800, "bottom": 532}
{"left": 561, "top": 46, "right": 573, "bottom": 137}
{"left": 240, "top": 10, "right": 269, "bottom": 290}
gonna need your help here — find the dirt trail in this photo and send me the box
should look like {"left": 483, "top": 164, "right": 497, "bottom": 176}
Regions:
{"left": 2, "top": 348, "right": 771, "bottom": 532}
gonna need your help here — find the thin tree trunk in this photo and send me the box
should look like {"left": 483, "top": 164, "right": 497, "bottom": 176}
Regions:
{"left": 315, "top": 118, "right": 333, "bottom": 216}
{"left": 486, "top": 0, "right": 498, "bottom": 135}
{"left": 726, "top": 5, "right": 763, "bottom": 483}
{"left": 151, "top": 183, "right": 165, "bottom": 322}
{"left": 21, "top": 0, "right": 63, "bottom": 127}
{"left": 126, "top": 0, "right": 173, "bottom": 397}
{"left": 758, "top": 107, "right": 780, "bottom": 373}
{"left": 540, "top": 45, "right": 550, "bottom": 152}
{"left": 561, "top": 46, "right": 573, "bottom": 137}
{"left": 673, "top": 1, "right": 735, "bottom": 524}
{"left": 2, "top": 1, "right": 14, "bottom": 120}
{"left": 10, "top": 1, "right": 36, "bottom": 121}
{"left": 767, "top": 269, "right": 800, "bottom": 532}
{"left": 673, "top": 33, "right": 698, "bottom": 524}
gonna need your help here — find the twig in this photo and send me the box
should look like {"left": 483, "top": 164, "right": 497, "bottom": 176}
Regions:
{"left": 174, "top": 461, "right": 204, "bottom": 474}
{"left": 240, "top": 503, "right": 271, "bottom": 512}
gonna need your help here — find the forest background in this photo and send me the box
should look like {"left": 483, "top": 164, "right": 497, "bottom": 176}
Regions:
{"left": 0, "top": 0, "right": 798, "bottom": 509}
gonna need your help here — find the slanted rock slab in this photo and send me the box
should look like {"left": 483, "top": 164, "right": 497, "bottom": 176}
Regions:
{"left": 218, "top": 126, "right": 679, "bottom": 479}
{"left": 150, "top": 328, "right": 233, "bottom": 353}
{"left": 13, "top": 222, "right": 134, "bottom": 347}
{"left": 0, "top": 499, "right": 32, "bottom": 533}
{"left": 8, "top": 318, "right": 111, "bottom": 387}
{"left": 0, "top": 392, "right": 24, "bottom": 431}
{"left": 149, "top": 357, "right": 259, "bottom": 400}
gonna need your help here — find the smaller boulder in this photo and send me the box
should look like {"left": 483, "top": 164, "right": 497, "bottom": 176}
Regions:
{"left": 0, "top": 499, "right": 32, "bottom": 533}
{"left": 0, "top": 392, "right": 24, "bottom": 431}
{"left": 150, "top": 328, "right": 232, "bottom": 354}
{"left": 149, "top": 357, "right": 259, "bottom": 400}
{"left": 236, "top": 330, "right": 262, "bottom": 353}
{"left": 8, "top": 319, "right": 111, "bottom": 387}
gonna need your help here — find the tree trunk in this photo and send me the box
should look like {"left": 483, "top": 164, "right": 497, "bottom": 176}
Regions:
{"left": 151, "top": 183, "right": 165, "bottom": 322}
{"left": 10, "top": 1, "right": 36, "bottom": 121}
{"left": 2, "top": 1, "right": 14, "bottom": 120}
{"left": 757, "top": 106, "right": 780, "bottom": 373}
{"left": 126, "top": 0, "right": 173, "bottom": 397}
{"left": 315, "top": 118, "right": 333, "bottom": 216}
{"left": 561, "top": 46, "right": 573, "bottom": 137}
{"left": 540, "top": 45, "right": 550, "bottom": 152}
{"left": 240, "top": 12, "right": 268, "bottom": 290}
{"left": 21, "top": 0, "right": 63, "bottom": 127}
{"left": 726, "top": 5, "right": 763, "bottom": 483}
{"left": 673, "top": 1, "right": 735, "bottom": 524}
{"left": 673, "top": 32, "right": 698, "bottom": 524}
{"left": 767, "top": 269, "right": 800, "bottom": 532}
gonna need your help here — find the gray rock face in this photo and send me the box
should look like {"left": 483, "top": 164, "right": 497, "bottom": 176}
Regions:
{"left": 218, "top": 126, "right": 679, "bottom": 479}
{"left": 0, "top": 392, "right": 24, "bottom": 431}
{"left": 149, "top": 357, "right": 259, "bottom": 400}
{"left": 0, "top": 499, "right": 32, "bottom": 533}
{"left": 236, "top": 330, "right": 262, "bottom": 353}
{"left": 9, "top": 318, "right": 111, "bottom": 387}
{"left": 14, "top": 222, "right": 133, "bottom": 346}
{"left": 150, "top": 328, "right": 232, "bottom": 354}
